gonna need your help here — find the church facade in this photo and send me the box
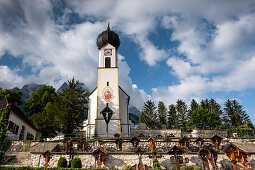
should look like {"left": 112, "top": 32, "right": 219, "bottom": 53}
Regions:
{"left": 84, "top": 25, "right": 131, "bottom": 138}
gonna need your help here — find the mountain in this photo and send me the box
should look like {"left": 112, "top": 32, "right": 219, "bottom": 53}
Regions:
{"left": 57, "top": 82, "right": 89, "bottom": 94}
{"left": 14, "top": 83, "right": 42, "bottom": 112}
{"left": 128, "top": 106, "right": 141, "bottom": 124}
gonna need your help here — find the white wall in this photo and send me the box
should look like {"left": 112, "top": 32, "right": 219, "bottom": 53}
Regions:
{"left": 7, "top": 111, "right": 36, "bottom": 140}
{"left": 98, "top": 44, "right": 117, "bottom": 68}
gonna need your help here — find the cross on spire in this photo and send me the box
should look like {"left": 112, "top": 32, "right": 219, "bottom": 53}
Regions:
{"left": 108, "top": 16, "right": 111, "bottom": 28}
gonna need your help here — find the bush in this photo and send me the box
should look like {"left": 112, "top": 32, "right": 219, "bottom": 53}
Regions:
{"left": 0, "top": 151, "right": 4, "bottom": 162}
{"left": 153, "top": 162, "right": 162, "bottom": 170}
{"left": 180, "top": 166, "right": 188, "bottom": 170}
{"left": 194, "top": 167, "right": 202, "bottom": 170}
{"left": 188, "top": 166, "right": 194, "bottom": 170}
{"left": 71, "top": 157, "right": 82, "bottom": 168}
{"left": 57, "top": 157, "right": 67, "bottom": 168}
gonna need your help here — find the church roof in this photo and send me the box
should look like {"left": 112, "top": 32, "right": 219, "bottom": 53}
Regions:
{"left": 96, "top": 25, "right": 120, "bottom": 50}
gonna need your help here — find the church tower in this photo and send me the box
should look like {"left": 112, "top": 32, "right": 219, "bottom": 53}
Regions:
{"left": 85, "top": 24, "right": 131, "bottom": 138}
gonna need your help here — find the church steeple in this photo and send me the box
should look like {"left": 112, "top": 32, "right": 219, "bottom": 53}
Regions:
{"left": 97, "top": 25, "right": 119, "bottom": 68}
{"left": 96, "top": 25, "right": 120, "bottom": 50}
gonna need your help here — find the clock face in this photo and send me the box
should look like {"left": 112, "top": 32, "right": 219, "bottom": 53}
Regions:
{"left": 104, "top": 49, "right": 112, "bottom": 56}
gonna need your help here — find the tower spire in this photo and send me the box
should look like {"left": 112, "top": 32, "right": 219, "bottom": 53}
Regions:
{"left": 107, "top": 16, "right": 111, "bottom": 30}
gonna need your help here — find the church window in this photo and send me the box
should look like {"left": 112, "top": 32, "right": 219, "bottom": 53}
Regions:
{"left": 105, "top": 57, "right": 111, "bottom": 68}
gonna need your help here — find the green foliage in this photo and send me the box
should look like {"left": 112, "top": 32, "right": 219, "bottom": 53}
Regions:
{"left": 0, "top": 105, "right": 11, "bottom": 159}
{"left": 58, "top": 78, "right": 88, "bottom": 134}
{"left": 25, "top": 85, "right": 59, "bottom": 139}
{"left": 25, "top": 85, "right": 58, "bottom": 117}
{"left": 188, "top": 106, "right": 222, "bottom": 129}
{"left": 57, "top": 157, "right": 67, "bottom": 168}
{"left": 153, "top": 161, "right": 162, "bottom": 170}
{"left": 71, "top": 157, "right": 82, "bottom": 168}
{"left": 227, "top": 126, "right": 254, "bottom": 137}
{"left": 176, "top": 99, "right": 188, "bottom": 131}
{"left": 194, "top": 167, "right": 202, "bottom": 170}
{"left": 23, "top": 141, "right": 31, "bottom": 152}
{"left": 168, "top": 104, "right": 178, "bottom": 128}
{"left": 187, "top": 98, "right": 222, "bottom": 130}
{"left": 157, "top": 101, "right": 167, "bottom": 128}
{"left": 223, "top": 99, "right": 250, "bottom": 128}
{"left": 138, "top": 100, "right": 158, "bottom": 129}
{"left": 0, "top": 88, "right": 22, "bottom": 106}
{"left": 180, "top": 166, "right": 188, "bottom": 170}
{"left": 30, "top": 102, "right": 60, "bottom": 139}
{"left": 0, "top": 151, "right": 4, "bottom": 162}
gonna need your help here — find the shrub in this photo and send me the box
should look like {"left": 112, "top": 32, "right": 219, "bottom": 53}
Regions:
{"left": 71, "top": 157, "right": 82, "bottom": 168}
{"left": 194, "top": 167, "right": 202, "bottom": 170}
{"left": 180, "top": 166, "right": 188, "bottom": 170}
{"left": 153, "top": 162, "right": 162, "bottom": 170}
{"left": 57, "top": 157, "right": 67, "bottom": 168}
{"left": 188, "top": 166, "right": 194, "bottom": 170}
{"left": 0, "top": 151, "right": 4, "bottom": 162}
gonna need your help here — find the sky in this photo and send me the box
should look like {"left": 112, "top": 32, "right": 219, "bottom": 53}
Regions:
{"left": 0, "top": 0, "right": 255, "bottom": 122}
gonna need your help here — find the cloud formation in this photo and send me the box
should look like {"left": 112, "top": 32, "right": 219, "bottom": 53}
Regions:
{"left": 0, "top": 0, "right": 255, "bottom": 113}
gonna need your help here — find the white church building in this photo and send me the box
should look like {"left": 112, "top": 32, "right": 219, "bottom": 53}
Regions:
{"left": 84, "top": 25, "right": 132, "bottom": 138}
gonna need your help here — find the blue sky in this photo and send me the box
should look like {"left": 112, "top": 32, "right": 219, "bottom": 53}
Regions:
{"left": 0, "top": 0, "right": 255, "bottom": 123}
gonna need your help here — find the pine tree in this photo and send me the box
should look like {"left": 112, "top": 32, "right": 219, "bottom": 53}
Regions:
{"left": 223, "top": 99, "right": 250, "bottom": 128}
{"left": 176, "top": 99, "right": 188, "bottom": 131}
{"left": 58, "top": 78, "right": 88, "bottom": 134}
{"left": 168, "top": 104, "right": 178, "bottom": 128}
{"left": 157, "top": 101, "right": 167, "bottom": 128}
{"left": 188, "top": 99, "right": 199, "bottom": 120}
{"left": 138, "top": 100, "right": 158, "bottom": 129}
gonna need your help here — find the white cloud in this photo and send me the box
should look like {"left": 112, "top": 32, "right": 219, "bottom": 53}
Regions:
{"left": 0, "top": 65, "right": 24, "bottom": 89}
{"left": 1, "top": 0, "right": 255, "bottom": 112}
{"left": 152, "top": 76, "right": 208, "bottom": 105}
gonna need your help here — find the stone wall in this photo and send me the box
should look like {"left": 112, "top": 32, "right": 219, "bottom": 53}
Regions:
{"left": 7, "top": 152, "right": 255, "bottom": 169}
{"left": 4, "top": 138, "right": 255, "bottom": 169}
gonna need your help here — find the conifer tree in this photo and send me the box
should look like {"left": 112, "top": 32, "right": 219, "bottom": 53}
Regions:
{"left": 138, "top": 100, "right": 158, "bottom": 129}
{"left": 157, "top": 101, "right": 167, "bottom": 128}
{"left": 58, "top": 78, "right": 88, "bottom": 134}
{"left": 176, "top": 99, "right": 188, "bottom": 131}
{"left": 223, "top": 99, "right": 250, "bottom": 128}
{"left": 168, "top": 104, "right": 178, "bottom": 128}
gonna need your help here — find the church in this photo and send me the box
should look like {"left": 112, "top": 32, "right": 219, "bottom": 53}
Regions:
{"left": 84, "top": 24, "right": 132, "bottom": 138}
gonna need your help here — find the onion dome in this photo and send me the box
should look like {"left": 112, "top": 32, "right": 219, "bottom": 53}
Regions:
{"left": 96, "top": 25, "right": 120, "bottom": 50}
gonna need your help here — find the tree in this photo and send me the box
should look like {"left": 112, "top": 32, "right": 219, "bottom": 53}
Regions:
{"left": 0, "top": 88, "right": 22, "bottom": 106}
{"left": 188, "top": 99, "right": 199, "bottom": 120}
{"left": 30, "top": 102, "right": 60, "bottom": 138}
{"left": 223, "top": 99, "right": 250, "bottom": 128}
{"left": 168, "top": 104, "right": 178, "bottom": 129}
{"left": 58, "top": 78, "right": 88, "bottom": 134}
{"left": 157, "top": 101, "right": 167, "bottom": 128}
{"left": 138, "top": 100, "right": 158, "bottom": 129}
{"left": 188, "top": 106, "right": 222, "bottom": 129}
{"left": 0, "top": 105, "right": 11, "bottom": 157}
{"left": 25, "top": 85, "right": 59, "bottom": 139}
{"left": 176, "top": 99, "right": 188, "bottom": 131}
{"left": 25, "top": 85, "right": 58, "bottom": 117}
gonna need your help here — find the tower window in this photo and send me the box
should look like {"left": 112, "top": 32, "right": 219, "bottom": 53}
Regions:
{"left": 105, "top": 57, "right": 111, "bottom": 68}
{"left": 107, "top": 82, "right": 109, "bottom": 86}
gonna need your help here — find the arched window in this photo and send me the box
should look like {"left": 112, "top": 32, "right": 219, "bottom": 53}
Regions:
{"left": 105, "top": 57, "right": 111, "bottom": 68}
